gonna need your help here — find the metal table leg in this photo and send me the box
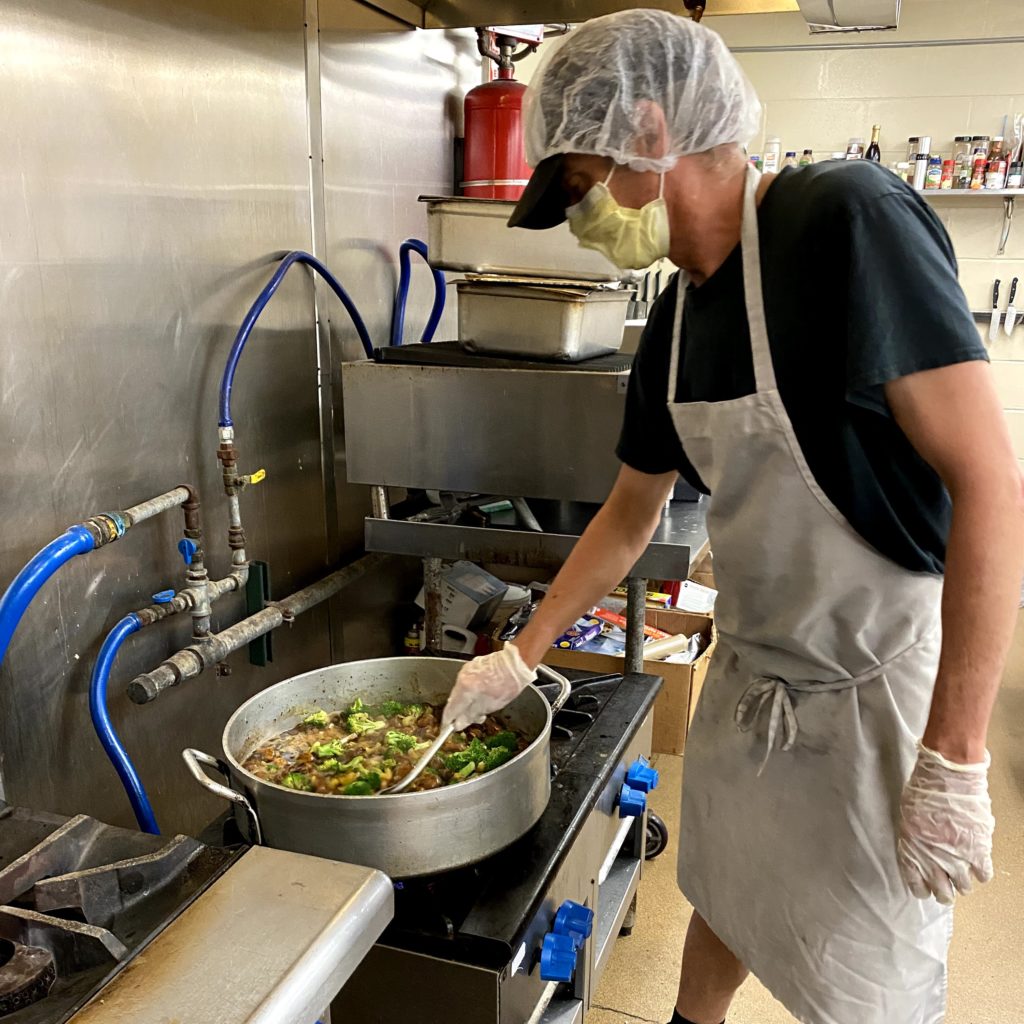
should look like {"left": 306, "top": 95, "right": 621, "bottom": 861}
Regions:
{"left": 624, "top": 577, "right": 647, "bottom": 675}
{"left": 423, "top": 557, "right": 443, "bottom": 655}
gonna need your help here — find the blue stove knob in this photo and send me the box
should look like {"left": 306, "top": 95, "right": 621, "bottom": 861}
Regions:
{"left": 540, "top": 931, "right": 578, "bottom": 982}
{"left": 626, "top": 755, "right": 660, "bottom": 793}
{"left": 618, "top": 782, "right": 647, "bottom": 818}
{"left": 553, "top": 899, "right": 594, "bottom": 949}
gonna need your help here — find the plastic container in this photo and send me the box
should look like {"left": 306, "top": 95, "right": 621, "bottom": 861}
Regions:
{"left": 763, "top": 136, "right": 782, "bottom": 172}
{"left": 912, "top": 154, "right": 929, "bottom": 190}
{"left": 940, "top": 160, "right": 954, "bottom": 189}
{"left": 457, "top": 280, "right": 630, "bottom": 361}
{"left": 846, "top": 137, "right": 865, "bottom": 160}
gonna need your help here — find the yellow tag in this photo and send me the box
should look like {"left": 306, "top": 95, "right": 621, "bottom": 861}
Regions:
{"left": 250, "top": 468, "right": 267, "bottom": 485}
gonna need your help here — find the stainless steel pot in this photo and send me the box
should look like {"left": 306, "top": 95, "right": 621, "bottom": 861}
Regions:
{"left": 183, "top": 657, "right": 570, "bottom": 878}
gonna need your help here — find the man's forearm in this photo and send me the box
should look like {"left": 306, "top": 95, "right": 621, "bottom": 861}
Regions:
{"left": 513, "top": 471, "right": 675, "bottom": 668}
{"left": 924, "top": 480, "right": 1024, "bottom": 763}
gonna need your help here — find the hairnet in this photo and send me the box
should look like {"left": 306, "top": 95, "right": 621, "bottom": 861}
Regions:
{"left": 524, "top": 10, "right": 762, "bottom": 174}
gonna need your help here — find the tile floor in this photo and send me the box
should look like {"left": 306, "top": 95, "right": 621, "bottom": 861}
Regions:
{"left": 592, "top": 616, "right": 1024, "bottom": 1024}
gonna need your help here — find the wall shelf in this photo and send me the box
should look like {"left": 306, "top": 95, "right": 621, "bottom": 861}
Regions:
{"left": 917, "top": 190, "right": 1018, "bottom": 255}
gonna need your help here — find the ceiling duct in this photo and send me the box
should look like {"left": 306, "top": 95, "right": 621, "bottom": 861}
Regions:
{"left": 796, "top": 0, "right": 901, "bottom": 32}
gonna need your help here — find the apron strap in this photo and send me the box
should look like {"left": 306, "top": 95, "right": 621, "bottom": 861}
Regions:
{"left": 739, "top": 164, "right": 778, "bottom": 395}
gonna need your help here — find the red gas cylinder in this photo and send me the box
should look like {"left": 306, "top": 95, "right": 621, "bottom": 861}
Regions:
{"left": 462, "top": 67, "right": 531, "bottom": 201}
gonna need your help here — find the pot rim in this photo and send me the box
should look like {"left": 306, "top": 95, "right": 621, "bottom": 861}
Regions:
{"left": 219, "top": 656, "right": 553, "bottom": 803}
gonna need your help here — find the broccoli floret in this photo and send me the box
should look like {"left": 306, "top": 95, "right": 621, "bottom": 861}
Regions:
{"left": 302, "top": 710, "right": 330, "bottom": 727}
{"left": 397, "top": 704, "right": 424, "bottom": 727}
{"left": 379, "top": 700, "right": 404, "bottom": 717}
{"left": 319, "top": 758, "right": 339, "bottom": 773}
{"left": 381, "top": 757, "right": 397, "bottom": 769}
{"left": 485, "top": 731, "right": 518, "bottom": 751}
{"left": 444, "top": 739, "right": 488, "bottom": 773}
{"left": 360, "top": 771, "right": 383, "bottom": 792}
{"left": 454, "top": 762, "right": 476, "bottom": 780}
{"left": 281, "top": 772, "right": 314, "bottom": 792}
{"left": 347, "top": 711, "right": 387, "bottom": 735}
{"left": 349, "top": 697, "right": 365, "bottom": 713}
{"left": 483, "top": 747, "right": 514, "bottom": 772}
{"left": 342, "top": 780, "right": 373, "bottom": 796}
{"left": 311, "top": 739, "right": 347, "bottom": 759}
{"left": 386, "top": 730, "right": 418, "bottom": 752}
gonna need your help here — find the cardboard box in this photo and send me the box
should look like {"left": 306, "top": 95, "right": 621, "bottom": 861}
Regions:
{"left": 543, "top": 608, "right": 716, "bottom": 756}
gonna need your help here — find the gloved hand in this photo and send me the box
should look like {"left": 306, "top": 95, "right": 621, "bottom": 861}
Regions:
{"left": 897, "top": 741, "right": 995, "bottom": 906}
{"left": 441, "top": 644, "right": 535, "bottom": 732}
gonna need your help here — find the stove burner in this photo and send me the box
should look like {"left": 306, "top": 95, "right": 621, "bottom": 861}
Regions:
{"left": 0, "top": 940, "right": 54, "bottom": 1016}
{"left": 0, "top": 806, "right": 237, "bottom": 1023}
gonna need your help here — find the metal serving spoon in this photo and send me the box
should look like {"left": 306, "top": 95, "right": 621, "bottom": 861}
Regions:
{"left": 379, "top": 664, "right": 571, "bottom": 795}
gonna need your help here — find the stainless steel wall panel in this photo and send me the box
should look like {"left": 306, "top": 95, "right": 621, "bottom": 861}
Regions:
{"left": 0, "top": 0, "right": 330, "bottom": 831}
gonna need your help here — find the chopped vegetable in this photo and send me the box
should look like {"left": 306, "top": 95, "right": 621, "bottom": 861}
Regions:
{"left": 485, "top": 731, "right": 518, "bottom": 751}
{"left": 343, "top": 780, "right": 374, "bottom": 796}
{"left": 242, "top": 698, "right": 525, "bottom": 796}
{"left": 282, "top": 772, "right": 314, "bottom": 792}
{"left": 347, "top": 711, "right": 387, "bottom": 735}
{"left": 386, "top": 730, "right": 418, "bottom": 752}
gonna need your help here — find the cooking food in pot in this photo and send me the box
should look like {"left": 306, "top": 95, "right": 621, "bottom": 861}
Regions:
{"left": 241, "top": 698, "right": 527, "bottom": 795}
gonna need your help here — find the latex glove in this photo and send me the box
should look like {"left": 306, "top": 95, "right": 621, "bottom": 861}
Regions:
{"left": 441, "top": 644, "right": 535, "bottom": 732}
{"left": 897, "top": 742, "right": 995, "bottom": 906}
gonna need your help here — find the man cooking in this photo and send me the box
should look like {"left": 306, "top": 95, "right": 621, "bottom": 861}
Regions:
{"left": 441, "top": 10, "right": 1022, "bottom": 1024}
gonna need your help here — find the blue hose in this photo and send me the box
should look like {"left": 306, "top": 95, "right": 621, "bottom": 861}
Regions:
{"left": 89, "top": 613, "right": 160, "bottom": 834}
{"left": 219, "top": 251, "right": 374, "bottom": 428}
{"left": 390, "top": 238, "right": 446, "bottom": 348}
{"left": 0, "top": 526, "right": 96, "bottom": 667}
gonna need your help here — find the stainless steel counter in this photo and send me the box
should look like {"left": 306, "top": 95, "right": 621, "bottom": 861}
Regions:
{"left": 69, "top": 846, "right": 393, "bottom": 1024}
{"left": 365, "top": 498, "right": 709, "bottom": 580}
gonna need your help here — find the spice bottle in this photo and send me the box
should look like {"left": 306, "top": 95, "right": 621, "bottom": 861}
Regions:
{"left": 896, "top": 161, "right": 912, "bottom": 183}
{"left": 1008, "top": 162, "right": 1023, "bottom": 190}
{"left": 970, "top": 150, "right": 988, "bottom": 190}
{"left": 906, "top": 137, "right": 921, "bottom": 163}
{"left": 953, "top": 136, "right": 973, "bottom": 189}
{"left": 940, "top": 160, "right": 954, "bottom": 189}
{"left": 798, "top": 149, "right": 814, "bottom": 166}
{"left": 846, "top": 137, "right": 865, "bottom": 160}
{"left": 986, "top": 156, "right": 1008, "bottom": 190}
{"left": 763, "top": 136, "right": 782, "bottom": 172}
{"left": 924, "top": 155, "right": 943, "bottom": 190}
{"left": 782, "top": 151, "right": 798, "bottom": 169}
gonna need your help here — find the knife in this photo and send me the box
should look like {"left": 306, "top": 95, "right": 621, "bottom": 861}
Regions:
{"left": 988, "top": 279, "right": 1001, "bottom": 344}
{"left": 1005, "top": 277, "right": 1019, "bottom": 338}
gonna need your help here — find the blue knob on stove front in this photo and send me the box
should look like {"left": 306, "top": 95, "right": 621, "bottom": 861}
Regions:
{"left": 627, "top": 756, "right": 659, "bottom": 793}
{"left": 618, "top": 782, "right": 647, "bottom": 818}
{"left": 553, "top": 899, "right": 594, "bottom": 950}
{"left": 540, "top": 931, "right": 578, "bottom": 982}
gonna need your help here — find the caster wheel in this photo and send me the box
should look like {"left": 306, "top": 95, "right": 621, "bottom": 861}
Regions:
{"left": 645, "top": 812, "right": 669, "bottom": 860}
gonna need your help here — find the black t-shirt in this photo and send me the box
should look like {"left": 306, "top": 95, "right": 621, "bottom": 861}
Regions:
{"left": 617, "top": 160, "right": 987, "bottom": 574}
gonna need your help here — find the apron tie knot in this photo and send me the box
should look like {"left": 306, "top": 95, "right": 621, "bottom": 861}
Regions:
{"left": 735, "top": 676, "right": 798, "bottom": 775}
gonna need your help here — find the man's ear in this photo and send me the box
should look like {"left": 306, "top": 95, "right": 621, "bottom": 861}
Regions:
{"left": 633, "top": 100, "right": 669, "bottom": 160}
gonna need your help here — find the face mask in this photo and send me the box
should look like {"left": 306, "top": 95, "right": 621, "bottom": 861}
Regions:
{"left": 565, "top": 165, "right": 670, "bottom": 270}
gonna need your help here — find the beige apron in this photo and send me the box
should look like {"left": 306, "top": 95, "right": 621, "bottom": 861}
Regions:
{"left": 671, "top": 166, "right": 953, "bottom": 1024}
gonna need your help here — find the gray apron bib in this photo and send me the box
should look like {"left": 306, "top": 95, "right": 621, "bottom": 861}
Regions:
{"left": 671, "top": 166, "right": 953, "bottom": 1024}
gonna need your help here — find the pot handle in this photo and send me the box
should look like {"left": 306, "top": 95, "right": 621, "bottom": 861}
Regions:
{"left": 535, "top": 664, "right": 572, "bottom": 714}
{"left": 182, "top": 748, "right": 263, "bottom": 846}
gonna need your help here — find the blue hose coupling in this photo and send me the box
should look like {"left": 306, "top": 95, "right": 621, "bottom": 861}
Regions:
{"left": 81, "top": 512, "right": 127, "bottom": 547}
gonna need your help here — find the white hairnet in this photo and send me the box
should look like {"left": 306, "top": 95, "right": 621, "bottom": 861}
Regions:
{"left": 524, "top": 10, "right": 762, "bottom": 173}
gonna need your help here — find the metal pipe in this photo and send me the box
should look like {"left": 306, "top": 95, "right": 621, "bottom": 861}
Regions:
{"left": 624, "top": 577, "right": 647, "bottom": 675}
{"left": 422, "top": 557, "right": 443, "bottom": 655}
{"left": 127, "top": 553, "right": 385, "bottom": 704}
{"left": 122, "top": 486, "right": 192, "bottom": 527}
{"left": 511, "top": 497, "right": 543, "bottom": 533}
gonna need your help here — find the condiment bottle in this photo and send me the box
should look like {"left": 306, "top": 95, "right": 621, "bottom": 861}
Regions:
{"left": 953, "top": 136, "right": 973, "bottom": 189}
{"left": 906, "top": 136, "right": 921, "bottom": 163}
{"left": 763, "top": 136, "right": 782, "bottom": 173}
{"left": 896, "top": 161, "right": 912, "bottom": 183}
{"left": 924, "top": 155, "right": 943, "bottom": 190}
{"left": 912, "top": 153, "right": 929, "bottom": 189}
{"left": 1008, "top": 162, "right": 1023, "bottom": 190}
{"left": 782, "top": 151, "right": 798, "bottom": 169}
{"left": 846, "top": 137, "right": 865, "bottom": 160}
{"left": 940, "top": 160, "right": 954, "bottom": 189}
{"left": 798, "top": 149, "right": 814, "bottom": 166}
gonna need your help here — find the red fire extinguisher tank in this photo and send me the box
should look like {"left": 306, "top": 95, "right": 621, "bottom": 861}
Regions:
{"left": 462, "top": 68, "right": 531, "bottom": 201}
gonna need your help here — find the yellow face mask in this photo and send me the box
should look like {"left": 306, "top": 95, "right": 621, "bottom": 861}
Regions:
{"left": 565, "top": 165, "right": 670, "bottom": 271}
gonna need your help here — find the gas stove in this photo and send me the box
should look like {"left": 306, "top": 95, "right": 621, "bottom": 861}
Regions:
{"left": 0, "top": 806, "right": 237, "bottom": 1023}
{"left": 332, "top": 668, "right": 664, "bottom": 1024}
